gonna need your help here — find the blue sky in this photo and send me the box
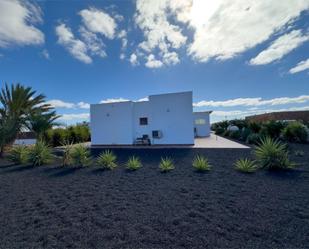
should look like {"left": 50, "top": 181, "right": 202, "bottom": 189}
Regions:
{"left": 0, "top": 0, "right": 309, "bottom": 124}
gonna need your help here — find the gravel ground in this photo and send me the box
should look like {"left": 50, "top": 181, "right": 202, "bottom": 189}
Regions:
{"left": 0, "top": 145, "right": 308, "bottom": 249}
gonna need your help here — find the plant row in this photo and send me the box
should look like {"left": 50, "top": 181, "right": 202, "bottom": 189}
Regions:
{"left": 212, "top": 119, "right": 308, "bottom": 145}
{"left": 7, "top": 137, "right": 297, "bottom": 174}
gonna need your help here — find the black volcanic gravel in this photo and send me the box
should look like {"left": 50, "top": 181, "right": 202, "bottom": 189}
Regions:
{"left": 0, "top": 145, "right": 309, "bottom": 249}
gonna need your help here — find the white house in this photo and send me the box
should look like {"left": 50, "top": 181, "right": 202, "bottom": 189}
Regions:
{"left": 90, "top": 91, "right": 211, "bottom": 146}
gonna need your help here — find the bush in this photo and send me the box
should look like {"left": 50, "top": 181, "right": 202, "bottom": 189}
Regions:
{"left": 234, "top": 158, "right": 257, "bottom": 173}
{"left": 246, "top": 133, "right": 262, "bottom": 145}
{"left": 241, "top": 128, "right": 252, "bottom": 142}
{"left": 255, "top": 137, "right": 294, "bottom": 170}
{"left": 28, "top": 141, "right": 53, "bottom": 166}
{"left": 248, "top": 122, "right": 261, "bottom": 133}
{"left": 260, "top": 121, "right": 285, "bottom": 139}
{"left": 126, "top": 156, "right": 142, "bottom": 170}
{"left": 159, "top": 157, "right": 175, "bottom": 172}
{"left": 214, "top": 127, "right": 225, "bottom": 135}
{"left": 229, "top": 130, "right": 241, "bottom": 139}
{"left": 8, "top": 145, "right": 29, "bottom": 164}
{"left": 282, "top": 122, "right": 308, "bottom": 143}
{"left": 97, "top": 150, "right": 117, "bottom": 170}
{"left": 229, "top": 119, "right": 248, "bottom": 130}
{"left": 61, "top": 142, "right": 73, "bottom": 166}
{"left": 192, "top": 155, "right": 211, "bottom": 171}
{"left": 71, "top": 144, "right": 91, "bottom": 167}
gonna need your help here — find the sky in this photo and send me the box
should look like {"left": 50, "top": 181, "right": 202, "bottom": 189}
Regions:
{"left": 0, "top": 0, "right": 309, "bottom": 124}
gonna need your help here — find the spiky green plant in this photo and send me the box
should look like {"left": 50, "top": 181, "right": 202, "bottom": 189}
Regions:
{"left": 97, "top": 150, "right": 117, "bottom": 170}
{"left": 159, "top": 157, "right": 175, "bottom": 172}
{"left": 192, "top": 155, "right": 211, "bottom": 171}
{"left": 28, "top": 141, "right": 53, "bottom": 166}
{"left": 71, "top": 144, "right": 91, "bottom": 167}
{"left": 126, "top": 156, "right": 142, "bottom": 170}
{"left": 61, "top": 141, "right": 74, "bottom": 166}
{"left": 255, "top": 137, "right": 294, "bottom": 170}
{"left": 234, "top": 158, "right": 257, "bottom": 173}
{"left": 8, "top": 145, "right": 29, "bottom": 165}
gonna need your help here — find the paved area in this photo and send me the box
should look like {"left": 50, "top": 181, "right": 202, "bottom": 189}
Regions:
{"left": 193, "top": 134, "right": 249, "bottom": 148}
{"left": 89, "top": 134, "right": 249, "bottom": 149}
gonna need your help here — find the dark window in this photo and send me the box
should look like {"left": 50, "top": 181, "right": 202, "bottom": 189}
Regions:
{"left": 140, "top": 117, "right": 148, "bottom": 125}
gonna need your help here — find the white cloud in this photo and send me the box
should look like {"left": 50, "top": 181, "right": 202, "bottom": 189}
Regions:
{"left": 137, "top": 97, "right": 149, "bottom": 102}
{"left": 145, "top": 54, "right": 163, "bottom": 68}
{"left": 187, "top": 0, "right": 309, "bottom": 62}
{"left": 0, "top": 0, "right": 44, "bottom": 47}
{"left": 79, "top": 8, "right": 117, "bottom": 39}
{"left": 163, "top": 51, "right": 180, "bottom": 65}
{"left": 194, "top": 95, "right": 309, "bottom": 107}
{"left": 59, "top": 113, "right": 90, "bottom": 121}
{"left": 46, "top": 99, "right": 90, "bottom": 109}
{"left": 79, "top": 26, "right": 106, "bottom": 58}
{"left": 289, "top": 58, "right": 309, "bottom": 74}
{"left": 55, "top": 23, "right": 92, "bottom": 64}
{"left": 77, "top": 102, "right": 90, "bottom": 109}
{"left": 41, "top": 49, "right": 50, "bottom": 59}
{"left": 47, "top": 99, "right": 75, "bottom": 109}
{"left": 250, "top": 30, "right": 309, "bottom": 65}
{"left": 134, "top": 0, "right": 189, "bottom": 67}
{"left": 100, "top": 98, "right": 130, "bottom": 104}
{"left": 120, "top": 53, "right": 125, "bottom": 60}
{"left": 129, "top": 53, "right": 138, "bottom": 65}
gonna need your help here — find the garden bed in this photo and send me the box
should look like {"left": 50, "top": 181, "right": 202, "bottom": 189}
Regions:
{"left": 0, "top": 146, "right": 308, "bottom": 249}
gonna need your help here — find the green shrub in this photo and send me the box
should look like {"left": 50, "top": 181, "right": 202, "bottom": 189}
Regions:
{"left": 126, "top": 156, "right": 142, "bottom": 170}
{"left": 8, "top": 145, "right": 29, "bottom": 164}
{"left": 234, "top": 158, "right": 257, "bottom": 173}
{"left": 214, "top": 127, "right": 225, "bottom": 135}
{"left": 246, "top": 133, "right": 262, "bottom": 145}
{"left": 241, "top": 128, "right": 252, "bottom": 142}
{"left": 61, "top": 142, "right": 73, "bottom": 166}
{"left": 260, "top": 121, "right": 285, "bottom": 139}
{"left": 255, "top": 137, "right": 294, "bottom": 170}
{"left": 248, "top": 122, "right": 261, "bottom": 133}
{"left": 282, "top": 122, "right": 308, "bottom": 143}
{"left": 28, "top": 141, "right": 53, "bottom": 166}
{"left": 192, "top": 155, "right": 211, "bottom": 171}
{"left": 97, "top": 150, "right": 117, "bottom": 170}
{"left": 71, "top": 144, "right": 91, "bottom": 167}
{"left": 229, "top": 130, "right": 241, "bottom": 139}
{"left": 159, "top": 157, "right": 175, "bottom": 172}
{"left": 229, "top": 119, "right": 248, "bottom": 130}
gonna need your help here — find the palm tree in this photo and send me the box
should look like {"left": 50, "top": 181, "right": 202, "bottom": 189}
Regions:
{"left": 0, "top": 83, "right": 54, "bottom": 156}
{"left": 27, "top": 111, "right": 60, "bottom": 140}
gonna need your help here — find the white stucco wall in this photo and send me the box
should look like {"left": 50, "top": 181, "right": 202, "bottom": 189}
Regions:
{"left": 90, "top": 101, "right": 134, "bottom": 145}
{"left": 91, "top": 91, "right": 195, "bottom": 145}
{"left": 194, "top": 112, "right": 211, "bottom": 137}
{"left": 149, "top": 92, "right": 194, "bottom": 145}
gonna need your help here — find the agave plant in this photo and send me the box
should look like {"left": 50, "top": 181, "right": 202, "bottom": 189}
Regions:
{"left": 126, "top": 156, "right": 142, "bottom": 170}
{"left": 159, "top": 157, "right": 175, "bottom": 172}
{"left": 61, "top": 141, "right": 74, "bottom": 167}
{"left": 71, "top": 144, "right": 92, "bottom": 167}
{"left": 97, "top": 150, "right": 117, "bottom": 170}
{"left": 234, "top": 158, "right": 257, "bottom": 173}
{"left": 8, "top": 145, "right": 29, "bottom": 165}
{"left": 192, "top": 155, "right": 211, "bottom": 171}
{"left": 28, "top": 141, "right": 53, "bottom": 166}
{"left": 255, "top": 137, "right": 294, "bottom": 170}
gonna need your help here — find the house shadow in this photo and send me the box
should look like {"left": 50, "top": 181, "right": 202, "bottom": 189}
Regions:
{"left": 265, "top": 168, "right": 304, "bottom": 180}
{"left": 49, "top": 167, "right": 82, "bottom": 177}
{"left": 1, "top": 165, "right": 34, "bottom": 173}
